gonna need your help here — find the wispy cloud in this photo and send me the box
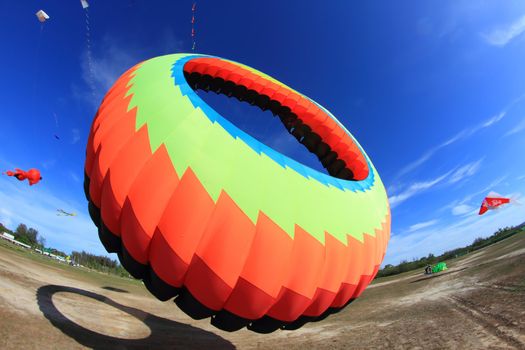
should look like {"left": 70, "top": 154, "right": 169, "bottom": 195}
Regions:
{"left": 389, "top": 172, "right": 451, "bottom": 208}
{"left": 397, "top": 150, "right": 435, "bottom": 178}
{"left": 74, "top": 37, "right": 145, "bottom": 109}
{"left": 448, "top": 159, "right": 483, "bottom": 184}
{"left": 69, "top": 171, "right": 81, "bottom": 183}
{"left": 71, "top": 128, "right": 80, "bottom": 144}
{"left": 0, "top": 175, "right": 105, "bottom": 256}
{"left": 408, "top": 219, "right": 438, "bottom": 232}
{"left": 76, "top": 33, "right": 185, "bottom": 109}
{"left": 41, "top": 159, "right": 57, "bottom": 170}
{"left": 482, "top": 14, "right": 525, "bottom": 47}
{"left": 504, "top": 118, "right": 525, "bottom": 137}
{"left": 482, "top": 111, "right": 506, "bottom": 127}
{"left": 391, "top": 159, "right": 483, "bottom": 209}
{"left": 398, "top": 112, "right": 504, "bottom": 177}
{"left": 0, "top": 208, "right": 14, "bottom": 228}
{"left": 452, "top": 203, "right": 475, "bottom": 216}
{"left": 441, "top": 176, "right": 507, "bottom": 216}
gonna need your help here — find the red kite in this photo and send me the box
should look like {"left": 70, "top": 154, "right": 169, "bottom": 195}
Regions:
{"left": 3, "top": 168, "right": 42, "bottom": 186}
{"left": 479, "top": 192, "right": 511, "bottom": 215}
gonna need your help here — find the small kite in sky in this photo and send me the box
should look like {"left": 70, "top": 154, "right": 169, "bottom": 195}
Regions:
{"left": 36, "top": 10, "right": 50, "bottom": 23}
{"left": 3, "top": 168, "right": 42, "bottom": 186}
{"left": 478, "top": 192, "right": 511, "bottom": 215}
{"left": 81, "top": 0, "right": 89, "bottom": 9}
{"left": 57, "top": 209, "right": 77, "bottom": 217}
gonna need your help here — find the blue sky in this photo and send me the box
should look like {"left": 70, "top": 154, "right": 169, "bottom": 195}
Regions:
{"left": 0, "top": 1, "right": 524, "bottom": 265}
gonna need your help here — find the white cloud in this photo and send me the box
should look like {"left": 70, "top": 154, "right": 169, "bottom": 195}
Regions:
{"left": 71, "top": 128, "right": 80, "bottom": 144}
{"left": 408, "top": 219, "right": 438, "bottom": 232}
{"left": 448, "top": 159, "right": 483, "bottom": 184}
{"left": 390, "top": 159, "right": 482, "bottom": 209}
{"left": 383, "top": 203, "right": 525, "bottom": 265}
{"left": 74, "top": 37, "right": 145, "bottom": 109}
{"left": 482, "top": 14, "right": 525, "bottom": 47}
{"left": 397, "top": 150, "right": 435, "bottom": 178}
{"left": 69, "top": 171, "right": 81, "bottom": 183}
{"left": 397, "top": 113, "right": 504, "bottom": 177}
{"left": 452, "top": 204, "right": 475, "bottom": 216}
{"left": 0, "top": 208, "right": 13, "bottom": 228}
{"left": 389, "top": 172, "right": 451, "bottom": 208}
{"left": 482, "top": 111, "right": 506, "bottom": 127}
{"left": 76, "top": 33, "right": 184, "bottom": 109}
{"left": 41, "top": 159, "right": 57, "bottom": 170}
{"left": 504, "top": 118, "right": 525, "bottom": 136}
{"left": 0, "top": 175, "right": 106, "bottom": 256}
{"left": 439, "top": 176, "right": 507, "bottom": 216}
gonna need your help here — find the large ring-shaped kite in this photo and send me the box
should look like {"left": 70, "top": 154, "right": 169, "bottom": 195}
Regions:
{"left": 84, "top": 54, "right": 390, "bottom": 333}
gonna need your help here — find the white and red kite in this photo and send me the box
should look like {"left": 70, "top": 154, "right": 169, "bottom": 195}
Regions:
{"left": 36, "top": 10, "right": 50, "bottom": 23}
{"left": 479, "top": 192, "right": 511, "bottom": 215}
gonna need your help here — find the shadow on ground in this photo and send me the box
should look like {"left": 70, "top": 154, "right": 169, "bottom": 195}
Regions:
{"left": 36, "top": 285, "right": 235, "bottom": 350}
{"left": 101, "top": 286, "right": 129, "bottom": 293}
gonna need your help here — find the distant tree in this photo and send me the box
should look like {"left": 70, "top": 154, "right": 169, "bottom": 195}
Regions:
{"left": 48, "top": 248, "right": 67, "bottom": 257}
{"left": 70, "top": 250, "right": 130, "bottom": 277}
{"left": 37, "top": 236, "right": 46, "bottom": 250}
{"left": 472, "top": 237, "right": 484, "bottom": 246}
{"left": 15, "top": 223, "right": 28, "bottom": 236}
{"left": 14, "top": 223, "right": 41, "bottom": 247}
{"left": 27, "top": 228, "right": 38, "bottom": 246}
{"left": 0, "top": 222, "right": 9, "bottom": 233}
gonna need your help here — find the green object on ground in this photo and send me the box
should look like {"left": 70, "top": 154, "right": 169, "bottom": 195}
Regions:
{"left": 432, "top": 262, "right": 448, "bottom": 273}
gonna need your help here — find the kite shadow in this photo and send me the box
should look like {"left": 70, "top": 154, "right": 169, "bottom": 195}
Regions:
{"left": 36, "top": 285, "right": 235, "bottom": 350}
{"left": 101, "top": 286, "right": 129, "bottom": 293}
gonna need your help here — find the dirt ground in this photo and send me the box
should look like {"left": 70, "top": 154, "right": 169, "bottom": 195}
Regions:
{"left": 0, "top": 232, "right": 524, "bottom": 350}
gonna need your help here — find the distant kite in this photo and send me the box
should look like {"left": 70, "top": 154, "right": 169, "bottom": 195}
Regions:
{"left": 57, "top": 209, "right": 77, "bottom": 217}
{"left": 36, "top": 10, "right": 50, "bottom": 23}
{"left": 479, "top": 192, "right": 511, "bottom": 215}
{"left": 3, "top": 168, "right": 42, "bottom": 186}
{"left": 81, "top": 0, "right": 89, "bottom": 9}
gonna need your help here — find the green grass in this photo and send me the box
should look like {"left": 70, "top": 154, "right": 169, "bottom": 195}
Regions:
{"left": 0, "top": 238, "right": 146, "bottom": 294}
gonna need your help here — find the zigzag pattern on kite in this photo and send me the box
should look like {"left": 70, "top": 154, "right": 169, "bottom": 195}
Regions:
{"left": 84, "top": 53, "right": 391, "bottom": 332}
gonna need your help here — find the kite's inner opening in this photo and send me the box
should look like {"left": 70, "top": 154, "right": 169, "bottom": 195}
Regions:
{"left": 183, "top": 69, "right": 367, "bottom": 181}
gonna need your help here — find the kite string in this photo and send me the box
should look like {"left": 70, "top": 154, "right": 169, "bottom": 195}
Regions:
{"left": 32, "top": 24, "right": 45, "bottom": 97}
{"left": 84, "top": 7, "right": 96, "bottom": 100}
{"left": 191, "top": 3, "right": 196, "bottom": 52}
{"left": 30, "top": 23, "right": 46, "bottom": 139}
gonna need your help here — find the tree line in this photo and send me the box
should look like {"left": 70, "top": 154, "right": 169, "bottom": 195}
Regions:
{"left": 3, "top": 220, "right": 523, "bottom": 281}
{"left": 1, "top": 223, "right": 46, "bottom": 250}
{"left": 1, "top": 222, "right": 130, "bottom": 278}
{"left": 71, "top": 250, "right": 131, "bottom": 278}
{"left": 376, "top": 223, "right": 524, "bottom": 278}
